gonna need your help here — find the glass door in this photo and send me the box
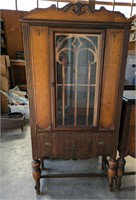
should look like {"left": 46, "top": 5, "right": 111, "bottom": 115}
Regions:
{"left": 54, "top": 31, "right": 104, "bottom": 128}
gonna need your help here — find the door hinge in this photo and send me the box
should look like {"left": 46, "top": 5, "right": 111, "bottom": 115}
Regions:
{"left": 51, "top": 82, "right": 56, "bottom": 87}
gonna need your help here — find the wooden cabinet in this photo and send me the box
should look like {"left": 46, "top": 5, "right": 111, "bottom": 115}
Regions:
{"left": 22, "top": 2, "right": 131, "bottom": 194}
{"left": 117, "top": 90, "right": 135, "bottom": 190}
{"left": 118, "top": 90, "right": 135, "bottom": 158}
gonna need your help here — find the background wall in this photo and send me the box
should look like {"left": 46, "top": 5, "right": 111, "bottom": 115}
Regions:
{"left": 1, "top": 10, "right": 28, "bottom": 59}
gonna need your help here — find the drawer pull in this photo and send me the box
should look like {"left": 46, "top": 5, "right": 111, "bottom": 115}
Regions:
{"left": 45, "top": 142, "right": 52, "bottom": 147}
{"left": 98, "top": 141, "right": 105, "bottom": 146}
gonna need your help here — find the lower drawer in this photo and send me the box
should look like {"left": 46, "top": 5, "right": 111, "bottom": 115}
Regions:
{"left": 37, "top": 132, "right": 114, "bottom": 160}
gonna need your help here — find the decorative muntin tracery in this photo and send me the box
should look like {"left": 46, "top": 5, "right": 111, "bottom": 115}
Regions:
{"left": 55, "top": 33, "right": 102, "bottom": 127}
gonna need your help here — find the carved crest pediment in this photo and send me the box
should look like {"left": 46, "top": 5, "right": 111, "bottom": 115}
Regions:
{"left": 60, "top": 2, "right": 95, "bottom": 16}
{"left": 22, "top": 1, "right": 129, "bottom": 23}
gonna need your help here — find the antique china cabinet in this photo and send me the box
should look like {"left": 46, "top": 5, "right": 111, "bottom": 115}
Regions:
{"left": 117, "top": 90, "right": 136, "bottom": 190}
{"left": 22, "top": 2, "right": 131, "bottom": 194}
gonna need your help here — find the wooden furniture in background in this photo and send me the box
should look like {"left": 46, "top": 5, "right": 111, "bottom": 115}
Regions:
{"left": 1, "top": 112, "right": 25, "bottom": 133}
{"left": 0, "top": 19, "right": 7, "bottom": 55}
{"left": 10, "top": 59, "right": 27, "bottom": 91}
{"left": 124, "top": 15, "right": 136, "bottom": 90}
{"left": 22, "top": 2, "right": 131, "bottom": 194}
{"left": 1, "top": 10, "right": 28, "bottom": 58}
{"left": 117, "top": 90, "right": 136, "bottom": 190}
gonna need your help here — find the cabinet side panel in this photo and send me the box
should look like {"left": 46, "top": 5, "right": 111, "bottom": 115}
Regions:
{"left": 100, "top": 29, "right": 124, "bottom": 130}
{"left": 23, "top": 24, "right": 38, "bottom": 159}
{"left": 127, "top": 105, "right": 135, "bottom": 157}
{"left": 30, "top": 26, "right": 51, "bottom": 129}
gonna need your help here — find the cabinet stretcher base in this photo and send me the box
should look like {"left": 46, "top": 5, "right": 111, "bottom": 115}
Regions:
{"left": 32, "top": 157, "right": 127, "bottom": 195}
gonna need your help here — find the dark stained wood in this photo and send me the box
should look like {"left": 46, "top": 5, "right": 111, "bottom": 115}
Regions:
{"left": 118, "top": 90, "right": 136, "bottom": 158}
{"left": 127, "top": 105, "right": 135, "bottom": 155}
{"left": 116, "top": 157, "right": 126, "bottom": 191}
{"left": 40, "top": 172, "right": 107, "bottom": 178}
{"left": 37, "top": 132, "right": 114, "bottom": 160}
{"left": 22, "top": 3, "right": 130, "bottom": 23}
{"left": 31, "top": 160, "right": 41, "bottom": 195}
{"left": 117, "top": 90, "right": 136, "bottom": 190}
{"left": 108, "top": 158, "right": 118, "bottom": 192}
{"left": 22, "top": 2, "right": 131, "bottom": 194}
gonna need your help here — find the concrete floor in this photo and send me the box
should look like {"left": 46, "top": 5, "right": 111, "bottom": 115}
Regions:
{"left": 0, "top": 122, "right": 136, "bottom": 200}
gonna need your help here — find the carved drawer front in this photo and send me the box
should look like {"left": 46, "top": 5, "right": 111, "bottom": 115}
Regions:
{"left": 95, "top": 134, "right": 113, "bottom": 156}
{"left": 37, "top": 132, "right": 99, "bottom": 160}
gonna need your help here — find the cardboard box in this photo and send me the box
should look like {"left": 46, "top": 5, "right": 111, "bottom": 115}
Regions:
{"left": 1, "top": 92, "right": 8, "bottom": 113}
{"left": 0, "top": 75, "right": 9, "bottom": 92}
{"left": 0, "top": 55, "right": 7, "bottom": 76}
{"left": 0, "top": 55, "right": 10, "bottom": 114}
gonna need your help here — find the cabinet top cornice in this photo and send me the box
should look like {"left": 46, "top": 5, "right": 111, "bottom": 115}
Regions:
{"left": 22, "top": 2, "right": 131, "bottom": 24}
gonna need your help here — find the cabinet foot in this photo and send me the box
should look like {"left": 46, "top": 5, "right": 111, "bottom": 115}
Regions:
{"left": 32, "top": 160, "right": 41, "bottom": 195}
{"left": 116, "top": 157, "right": 126, "bottom": 191}
{"left": 101, "top": 156, "right": 107, "bottom": 170}
{"left": 108, "top": 157, "right": 117, "bottom": 191}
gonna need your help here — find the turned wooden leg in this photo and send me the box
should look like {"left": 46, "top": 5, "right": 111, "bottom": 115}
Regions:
{"left": 108, "top": 157, "right": 117, "bottom": 192}
{"left": 116, "top": 157, "right": 126, "bottom": 191}
{"left": 101, "top": 156, "right": 107, "bottom": 170}
{"left": 32, "top": 160, "right": 41, "bottom": 195}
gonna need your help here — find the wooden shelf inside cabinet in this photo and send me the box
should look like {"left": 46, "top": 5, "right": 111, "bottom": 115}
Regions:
{"left": 9, "top": 59, "right": 27, "bottom": 91}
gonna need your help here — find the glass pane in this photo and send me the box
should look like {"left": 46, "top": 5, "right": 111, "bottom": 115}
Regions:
{"left": 77, "top": 65, "right": 88, "bottom": 84}
{"left": 64, "top": 86, "right": 75, "bottom": 125}
{"left": 57, "top": 86, "right": 62, "bottom": 126}
{"left": 55, "top": 33, "right": 101, "bottom": 127}
{"left": 56, "top": 35, "right": 76, "bottom": 84}
{"left": 90, "top": 63, "right": 96, "bottom": 84}
{"left": 56, "top": 52, "right": 75, "bottom": 84}
{"left": 77, "top": 86, "right": 87, "bottom": 125}
{"left": 88, "top": 86, "right": 95, "bottom": 125}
